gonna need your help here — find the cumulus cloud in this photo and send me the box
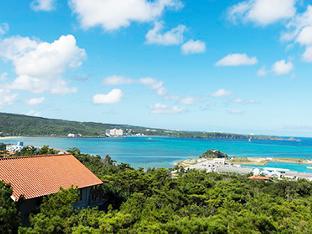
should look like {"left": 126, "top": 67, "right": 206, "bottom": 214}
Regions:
{"left": 181, "top": 40, "right": 206, "bottom": 55}
{"left": 31, "top": 0, "right": 55, "bottom": 11}
{"left": 211, "top": 89, "right": 231, "bottom": 97}
{"left": 216, "top": 53, "right": 257, "bottom": 66}
{"left": 0, "top": 23, "right": 9, "bottom": 36}
{"left": 103, "top": 75, "right": 134, "bottom": 85}
{"left": 296, "top": 26, "right": 312, "bottom": 46}
{"left": 0, "top": 89, "right": 16, "bottom": 108}
{"left": 0, "top": 34, "right": 85, "bottom": 94}
{"left": 272, "top": 60, "right": 293, "bottom": 75}
{"left": 228, "top": 0, "right": 296, "bottom": 26}
{"left": 139, "top": 77, "right": 167, "bottom": 96}
{"left": 282, "top": 6, "right": 312, "bottom": 42}
{"left": 93, "top": 89, "right": 123, "bottom": 104}
{"left": 27, "top": 97, "right": 45, "bottom": 106}
{"left": 282, "top": 6, "right": 312, "bottom": 62}
{"left": 70, "top": 0, "right": 182, "bottom": 31}
{"left": 146, "top": 22, "right": 186, "bottom": 45}
{"left": 151, "top": 103, "right": 183, "bottom": 114}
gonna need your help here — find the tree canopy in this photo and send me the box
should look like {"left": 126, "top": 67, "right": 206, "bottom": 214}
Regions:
{"left": 0, "top": 181, "right": 20, "bottom": 234}
{"left": 1, "top": 150, "right": 312, "bottom": 233}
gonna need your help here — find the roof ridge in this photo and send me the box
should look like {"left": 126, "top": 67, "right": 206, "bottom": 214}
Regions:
{"left": 0, "top": 153, "right": 72, "bottom": 161}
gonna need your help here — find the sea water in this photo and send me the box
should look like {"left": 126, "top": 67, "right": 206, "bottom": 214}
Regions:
{"left": 2, "top": 136, "right": 312, "bottom": 172}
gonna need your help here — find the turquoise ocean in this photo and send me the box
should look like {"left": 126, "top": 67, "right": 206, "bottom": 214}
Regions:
{"left": 2, "top": 136, "right": 312, "bottom": 173}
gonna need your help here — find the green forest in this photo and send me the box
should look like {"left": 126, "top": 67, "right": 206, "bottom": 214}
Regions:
{"left": 1, "top": 149, "right": 312, "bottom": 233}
{"left": 0, "top": 112, "right": 150, "bottom": 137}
{"left": 0, "top": 112, "right": 290, "bottom": 141}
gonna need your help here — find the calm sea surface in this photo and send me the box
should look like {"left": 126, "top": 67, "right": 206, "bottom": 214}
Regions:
{"left": 2, "top": 136, "right": 312, "bottom": 172}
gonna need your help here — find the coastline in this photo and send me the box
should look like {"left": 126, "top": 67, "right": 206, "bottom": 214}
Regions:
{"left": 0, "top": 134, "right": 302, "bottom": 142}
{"left": 0, "top": 136, "right": 22, "bottom": 140}
{"left": 230, "top": 157, "right": 312, "bottom": 166}
{"left": 176, "top": 156, "right": 312, "bottom": 171}
{"left": 2, "top": 136, "right": 312, "bottom": 171}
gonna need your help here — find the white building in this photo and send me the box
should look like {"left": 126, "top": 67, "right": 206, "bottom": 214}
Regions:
{"left": 105, "top": 129, "right": 124, "bottom": 137}
{"left": 67, "top": 133, "right": 81, "bottom": 138}
{"left": 6, "top": 142, "right": 24, "bottom": 153}
{"left": 261, "top": 167, "right": 290, "bottom": 178}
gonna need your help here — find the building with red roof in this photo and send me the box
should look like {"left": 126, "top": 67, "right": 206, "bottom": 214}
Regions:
{"left": 0, "top": 154, "right": 103, "bottom": 220}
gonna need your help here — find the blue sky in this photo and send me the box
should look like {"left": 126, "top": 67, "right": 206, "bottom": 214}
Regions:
{"left": 0, "top": 0, "right": 312, "bottom": 137}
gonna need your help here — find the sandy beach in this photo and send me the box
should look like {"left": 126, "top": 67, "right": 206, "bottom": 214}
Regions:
{"left": 231, "top": 157, "right": 312, "bottom": 166}
{"left": 0, "top": 136, "right": 21, "bottom": 140}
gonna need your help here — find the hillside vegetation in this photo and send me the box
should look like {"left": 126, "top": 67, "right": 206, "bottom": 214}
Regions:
{"left": 2, "top": 149, "right": 312, "bottom": 233}
{"left": 0, "top": 112, "right": 296, "bottom": 141}
{"left": 0, "top": 112, "right": 157, "bottom": 137}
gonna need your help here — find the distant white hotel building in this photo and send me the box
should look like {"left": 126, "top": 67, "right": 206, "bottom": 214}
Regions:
{"left": 106, "top": 129, "right": 124, "bottom": 137}
{"left": 67, "top": 133, "right": 82, "bottom": 138}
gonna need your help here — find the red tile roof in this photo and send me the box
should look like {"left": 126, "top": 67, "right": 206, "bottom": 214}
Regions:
{"left": 0, "top": 154, "right": 103, "bottom": 201}
{"left": 248, "top": 175, "right": 271, "bottom": 181}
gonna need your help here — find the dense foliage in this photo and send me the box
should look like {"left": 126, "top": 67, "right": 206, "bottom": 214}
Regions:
{"left": 200, "top": 150, "right": 229, "bottom": 159}
{"left": 2, "top": 149, "right": 312, "bottom": 233}
{"left": 14, "top": 145, "right": 59, "bottom": 156}
{"left": 0, "top": 143, "right": 5, "bottom": 151}
{"left": 0, "top": 112, "right": 159, "bottom": 137}
{"left": 0, "top": 182, "right": 20, "bottom": 233}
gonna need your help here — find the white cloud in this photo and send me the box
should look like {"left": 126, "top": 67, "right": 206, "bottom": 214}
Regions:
{"left": 93, "top": 89, "right": 123, "bottom": 104}
{"left": 179, "top": 96, "right": 195, "bottom": 105}
{"left": 139, "top": 77, "right": 167, "bottom": 96}
{"left": 272, "top": 60, "right": 293, "bottom": 75}
{"left": 282, "top": 6, "right": 312, "bottom": 42}
{"left": 303, "top": 46, "right": 312, "bottom": 62}
{"left": 0, "top": 89, "right": 16, "bottom": 108}
{"left": 26, "top": 110, "right": 41, "bottom": 117}
{"left": 103, "top": 75, "right": 169, "bottom": 97}
{"left": 0, "top": 34, "right": 85, "bottom": 94}
{"left": 31, "top": 0, "right": 55, "bottom": 11}
{"left": 228, "top": 0, "right": 296, "bottom": 26}
{"left": 233, "top": 98, "right": 256, "bottom": 104}
{"left": 216, "top": 53, "right": 257, "bottom": 66}
{"left": 211, "top": 89, "right": 231, "bottom": 97}
{"left": 70, "top": 0, "right": 182, "bottom": 31}
{"left": 257, "top": 66, "right": 268, "bottom": 77}
{"left": 101, "top": 74, "right": 196, "bottom": 109}
{"left": 146, "top": 22, "right": 186, "bottom": 45}
{"left": 0, "top": 23, "right": 9, "bottom": 36}
{"left": 181, "top": 39, "right": 206, "bottom": 55}
{"left": 296, "top": 26, "right": 312, "bottom": 46}
{"left": 282, "top": 6, "right": 312, "bottom": 62}
{"left": 27, "top": 97, "right": 45, "bottom": 106}
{"left": 103, "top": 75, "right": 134, "bottom": 85}
{"left": 151, "top": 103, "right": 183, "bottom": 114}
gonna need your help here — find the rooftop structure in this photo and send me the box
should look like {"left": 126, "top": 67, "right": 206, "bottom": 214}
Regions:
{"left": 248, "top": 175, "right": 271, "bottom": 181}
{"left": 0, "top": 154, "right": 103, "bottom": 201}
